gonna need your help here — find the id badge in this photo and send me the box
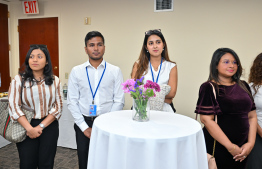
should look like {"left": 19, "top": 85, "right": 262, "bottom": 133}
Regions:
{"left": 89, "top": 104, "right": 97, "bottom": 116}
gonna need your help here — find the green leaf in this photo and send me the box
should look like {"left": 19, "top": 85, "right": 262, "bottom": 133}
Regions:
{"left": 130, "top": 91, "right": 137, "bottom": 99}
{"left": 145, "top": 89, "right": 154, "bottom": 97}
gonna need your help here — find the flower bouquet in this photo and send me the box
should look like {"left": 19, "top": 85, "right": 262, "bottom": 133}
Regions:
{"left": 122, "top": 77, "right": 160, "bottom": 122}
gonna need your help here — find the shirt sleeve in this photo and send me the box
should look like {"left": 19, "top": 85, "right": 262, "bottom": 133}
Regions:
{"left": 110, "top": 67, "right": 125, "bottom": 112}
{"left": 67, "top": 67, "right": 89, "bottom": 132}
{"left": 49, "top": 76, "right": 63, "bottom": 119}
{"left": 195, "top": 82, "right": 222, "bottom": 115}
{"left": 8, "top": 75, "right": 25, "bottom": 122}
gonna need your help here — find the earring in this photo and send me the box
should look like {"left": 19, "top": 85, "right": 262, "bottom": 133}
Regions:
{"left": 147, "top": 51, "right": 148, "bottom": 53}
{"left": 163, "top": 48, "right": 164, "bottom": 51}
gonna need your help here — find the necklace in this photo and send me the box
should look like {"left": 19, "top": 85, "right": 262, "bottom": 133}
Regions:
{"left": 34, "top": 76, "right": 44, "bottom": 83}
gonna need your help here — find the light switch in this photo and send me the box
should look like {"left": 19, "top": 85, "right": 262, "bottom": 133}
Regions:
{"left": 84, "top": 17, "right": 91, "bottom": 25}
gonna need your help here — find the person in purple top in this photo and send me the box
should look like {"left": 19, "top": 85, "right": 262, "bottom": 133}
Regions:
{"left": 195, "top": 48, "right": 257, "bottom": 169}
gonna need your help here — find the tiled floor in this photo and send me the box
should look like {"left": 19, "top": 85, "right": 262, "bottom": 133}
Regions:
{"left": 0, "top": 143, "right": 78, "bottom": 169}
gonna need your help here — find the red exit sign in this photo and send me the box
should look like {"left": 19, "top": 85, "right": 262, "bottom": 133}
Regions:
{"left": 22, "top": 0, "right": 39, "bottom": 14}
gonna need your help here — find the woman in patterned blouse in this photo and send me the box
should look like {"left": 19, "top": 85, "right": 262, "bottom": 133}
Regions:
{"left": 8, "top": 44, "right": 62, "bottom": 169}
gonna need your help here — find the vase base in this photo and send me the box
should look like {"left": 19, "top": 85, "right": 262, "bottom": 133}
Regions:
{"left": 133, "top": 116, "right": 149, "bottom": 122}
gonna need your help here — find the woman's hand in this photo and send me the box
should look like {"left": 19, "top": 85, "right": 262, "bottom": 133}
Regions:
{"left": 227, "top": 144, "right": 242, "bottom": 157}
{"left": 26, "top": 126, "right": 42, "bottom": 139}
{"left": 233, "top": 142, "right": 253, "bottom": 162}
{"left": 17, "top": 116, "right": 42, "bottom": 139}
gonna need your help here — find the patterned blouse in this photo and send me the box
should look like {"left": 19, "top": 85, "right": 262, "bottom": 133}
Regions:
{"left": 8, "top": 75, "right": 62, "bottom": 121}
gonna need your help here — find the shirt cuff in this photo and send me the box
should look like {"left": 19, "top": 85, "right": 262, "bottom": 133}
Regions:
{"left": 79, "top": 121, "right": 89, "bottom": 132}
{"left": 11, "top": 110, "right": 25, "bottom": 122}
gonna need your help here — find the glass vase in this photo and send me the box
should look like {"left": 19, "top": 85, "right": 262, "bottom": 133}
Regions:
{"left": 132, "top": 98, "right": 150, "bottom": 122}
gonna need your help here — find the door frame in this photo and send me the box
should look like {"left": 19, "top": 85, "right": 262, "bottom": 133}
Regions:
{"left": 2, "top": 2, "right": 12, "bottom": 81}
{"left": 0, "top": 3, "right": 10, "bottom": 92}
{"left": 13, "top": 15, "right": 60, "bottom": 78}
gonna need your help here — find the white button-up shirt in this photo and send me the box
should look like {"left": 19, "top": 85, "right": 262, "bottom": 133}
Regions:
{"left": 67, "top": 59, "right": 125, "bottom": 131}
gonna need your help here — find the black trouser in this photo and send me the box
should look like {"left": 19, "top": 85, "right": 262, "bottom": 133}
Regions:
{"left": 16, "top": 119, "right": 59, "bottom": 169}
{"left": 74, "top": 116, "right": 96, "bottom": 169}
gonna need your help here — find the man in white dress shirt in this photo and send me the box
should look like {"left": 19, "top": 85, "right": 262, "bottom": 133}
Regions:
{"left": 67, "top": 31, "right": 125, "bottom": 169}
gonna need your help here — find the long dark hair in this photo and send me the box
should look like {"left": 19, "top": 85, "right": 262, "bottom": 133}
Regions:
{"left": 208, "top": 48, "right": 252, "bottom": 98}
{"left": 132, "top": 29, "right": 175, "bottom": 79}
{"left": 19, "top": 44, "right": 54, "bottom": 85}
{"left": 249, "top": 53, "right": 262, "bottom": 96}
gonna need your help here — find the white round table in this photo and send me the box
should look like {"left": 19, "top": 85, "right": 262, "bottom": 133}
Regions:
{"left": 57, "top": 99, "right": 77, "bottom": 149}
{"left": 87, "top": 110, "right": 208, "bottom": 169}
{"left": 0, "top": 98, "right": 77, "bottom": 149}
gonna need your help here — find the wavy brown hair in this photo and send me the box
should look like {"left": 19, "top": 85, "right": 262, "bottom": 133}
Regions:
{"left": 249, "top": 53, "right": 262, "bottom": 96}
{"left": 132, "top": 30, "right": 175, "bottom": 80}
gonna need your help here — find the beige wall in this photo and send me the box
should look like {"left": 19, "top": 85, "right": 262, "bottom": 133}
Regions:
{"left": 7, "top": 0, "right": 262, "bottom": 118}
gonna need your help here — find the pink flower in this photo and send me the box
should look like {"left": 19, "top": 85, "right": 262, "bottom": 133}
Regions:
{"left": 153, "top": 83, "right": 160, "bottom": 92}
{"left": 121, "top": 79, "right": 136, "bottom": 94}
{"left": 144, "top": 80, "right": 160, "bottom": 92}
{"left": 121, "top": 77, "right": 161, "bottom": 100}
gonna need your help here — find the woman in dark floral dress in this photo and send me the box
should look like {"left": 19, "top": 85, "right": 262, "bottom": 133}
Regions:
{"left": 195, "top": 48, "right": 257, "bottom": 169}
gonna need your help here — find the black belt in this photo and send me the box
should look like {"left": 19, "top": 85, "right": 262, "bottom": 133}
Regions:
{"left": 84, "top": 115, "right": 97, "bottom": 121}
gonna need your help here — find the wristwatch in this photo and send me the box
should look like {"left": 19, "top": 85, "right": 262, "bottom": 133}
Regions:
{"left": 39, "top": 123, "right": 45, "bottom": 129}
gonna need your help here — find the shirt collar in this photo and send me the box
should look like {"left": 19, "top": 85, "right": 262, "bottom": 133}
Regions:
{"left": 85, "top": 59, "right": 106, "bottom": 69}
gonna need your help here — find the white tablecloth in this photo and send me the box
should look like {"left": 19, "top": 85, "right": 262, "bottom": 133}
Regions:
{"left": 88, "top": 110, "right": 208, "bottom": 169}
{"left": 57, "top": 99, "right": 77, "bottom": 149}
{"left": 0, "top": 135, "right": 10, "bottom": 148}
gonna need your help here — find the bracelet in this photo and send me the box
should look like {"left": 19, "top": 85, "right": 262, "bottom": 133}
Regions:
{"left": 228, "top": 145, "right": 236, "bottom": 152}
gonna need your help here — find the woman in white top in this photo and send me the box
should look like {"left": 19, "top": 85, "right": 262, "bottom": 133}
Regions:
{"left": 131, "top": 29, "right": 178, "bottom": 112}
{"left": 247, "top": 53, "right": 262, "bottom": 169}
{"left": 8, "top": 44, "right": 62, "bottom": 169}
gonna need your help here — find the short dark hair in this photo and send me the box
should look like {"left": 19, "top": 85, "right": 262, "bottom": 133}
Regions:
{"left": 84, "top": 31, "right": 105, "bottom": 47}
{"left": 20, "top": 44, "right": 54, "bottom": 85}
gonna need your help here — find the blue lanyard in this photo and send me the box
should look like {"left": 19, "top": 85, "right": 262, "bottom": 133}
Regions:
{"left": 86, "top": 62, "right": 106, "bottom": 104}
{"left": 149, "top": 58, "right": 162, "bottom": 83}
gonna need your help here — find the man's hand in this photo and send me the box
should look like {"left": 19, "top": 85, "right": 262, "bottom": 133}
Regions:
{"left": 83, "top": 128, "right": 92, "bottom": 138}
